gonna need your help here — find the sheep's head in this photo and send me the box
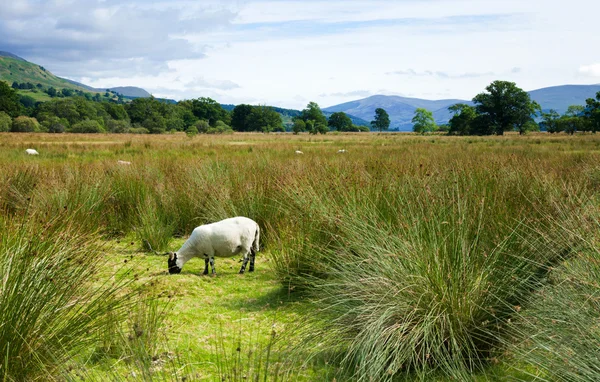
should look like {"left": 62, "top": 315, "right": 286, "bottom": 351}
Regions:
{"left": 167, "top": 252, "right": 182, "bottom": 274}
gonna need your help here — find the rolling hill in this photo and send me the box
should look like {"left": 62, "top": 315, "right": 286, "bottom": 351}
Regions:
{"left": 324, "top": 85, "right": 600, "bottom": 131}
{"left": 0, "top": 52, "right": 151, "bottom": 99}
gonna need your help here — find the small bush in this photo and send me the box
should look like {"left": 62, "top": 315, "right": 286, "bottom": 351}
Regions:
{"left": 70, "top": 119, "right": 105, "bottom": 133}
{"left": 11, "top": 116, "right": 40, "bottom": 132}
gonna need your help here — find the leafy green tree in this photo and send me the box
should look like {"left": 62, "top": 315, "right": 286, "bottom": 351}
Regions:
{"left": 412, "top": 108, "right": 437, "bottom": 134}
{"left": 292, "top": 119, "right": 305, "bottom": 134}
{"left": 41, "top": 116, "right": 67, "bottom": 133}
{"left": 371, "top": 108, "right": 390, "bottom": 132}
{"left": 11, "top": 116, "right": 41, "bottom": 132}
{"left": 559, "top": 105, "right": 587, "bottom": 135}
{"left": 246, "top": 105, "right": 283, "bottom": 132}
{"left": 102, "top": 103, "right": 128, "bottom": 121}
{"left": 61, "top": 88, "right": 73, "bottom": 97}
{"left": 472, "top": 80, "right": 538, "bottom": 135}
{"left": 541, "top": 110, "right": 562, "bottom": 133}
{"left": 11, "top": 81, "right": 19, "bottom": 89}
{"left": 188, "top": 97, "right": 230, "bottom": 127}
{"left": 584, "top": 91, "right": 600, "bottom": 133}
{"left": 328, "top": 112, "right": 353, "bottom": 131}
{"left": 0, "top": 111, "right": 11, "bottom": 132}
{"left": 46, "top": 87, "right": 57, "bottom": 97}
{"left": 0, "top": 81, "right": 22, "bottom": 117}
{"left": 206, "top": 120, "right": 233, "bottom": 134}
{"left": 301, "top": 102, "right": 327, "bottom": 126}
{"left": 448, "top": 104, "right": 476, "bottom": 135}
{"left": 141, "top": 113, "right": 166, "bottom": 134}
{"left": 231, "top": 104, "right": 254, "bottom": 132}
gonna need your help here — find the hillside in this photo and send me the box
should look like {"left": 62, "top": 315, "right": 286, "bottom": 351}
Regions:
{"left": 325, "top": 85, "right": 600, "bottom": 131}
{"left": 0, "top": 56, "right": 92, "bottom": 93}
{"left": 0, "top": 52, "right": 152, "bottom": 99}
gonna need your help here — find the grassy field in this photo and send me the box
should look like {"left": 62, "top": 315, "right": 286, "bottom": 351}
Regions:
{"left": 1, "top": 132, "right": 600, "bottom": 381}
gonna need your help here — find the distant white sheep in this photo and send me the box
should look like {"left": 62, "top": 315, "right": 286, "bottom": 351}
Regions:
{"left": 117, "top": 160, "right": 132, "bottom": 165}
{"left": 295, "top": 150, "right": 304, "bottom": 154}
{"left": 337, "top": 149, "right": 347, "bottom": 153}
{"left": 25, "top": 149, "right": 39, "bottom": 155}
{"left": 167, "top": 216, "right": 260, "bottom": 276}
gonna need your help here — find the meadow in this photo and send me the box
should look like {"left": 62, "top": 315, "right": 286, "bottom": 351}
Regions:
{"left": 1, "top": 131, "right": 600, "bottom": 381}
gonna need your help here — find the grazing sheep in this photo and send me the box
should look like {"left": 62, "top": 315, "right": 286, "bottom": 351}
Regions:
{"left": 337, "top": 149, "right": 347, "bottom": 153}
{"left": 117, "top": 160, "right": 132, "bottom": 165}
{"left": 295, "top": 150, "right": 304, "bottom": 154}
{"left": 25, "top": 149, "right": 39, "bottom": 155}
{"left": 167, "top": 216, "right": 260, "bottom": 276}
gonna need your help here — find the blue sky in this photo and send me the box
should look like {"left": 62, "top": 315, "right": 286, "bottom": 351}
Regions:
{"left": 0, "top": 0, "right": 599, "bottom": 108}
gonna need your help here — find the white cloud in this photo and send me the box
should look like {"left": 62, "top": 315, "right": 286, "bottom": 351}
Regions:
{"left": 579, "top": 64, "right": 600, "bottom": 77}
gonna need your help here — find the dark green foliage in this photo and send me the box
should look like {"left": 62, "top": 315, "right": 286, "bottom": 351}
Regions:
{"left": 0, "top": 81, "right": 21, "bottom": 117}
{"left": 448, "top": 103, "right": 477, "bottom": 135}
{"left": 106, "top": 119, "right": 130, "bottom": 133}
{"left": 46, "top": 86, "right": 57, "bottom": 97}
{"left": 301, "top": 102, "right": 328, "bottom": 134}
{"left": 0, "top": 111, "right": 11, "bottom": 132}
{"left": 184, "top": 97, "right": 230, "bottom": 127}
{"left": 231, "top": 104, "right": 254, "bottom": 131}
{"left": 584, "top": 91, "right": 600, "bottom": 133}
{"left": 370, "top": 107, "right": 390, "bottom": 131}
{"left": 41, "top": 115, "right": 67, "bottom": 133}
{"left": 473, "top": 80, "right": 539, "bottom": 135}
{"left": 19, "top": 94, "right": 36, "bottom": 109}
{"left": 327, "top": 111, "right": 353, "bottom": 131}
{"left": 246, "top": 105, "right": 283, "bottom": 132}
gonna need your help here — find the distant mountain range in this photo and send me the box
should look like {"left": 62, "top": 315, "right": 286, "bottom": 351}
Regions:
{"left": 2, "top": 50, "right": 600, "bottom": 131}
{"left": 324, "top": 85, "right": 600, "bottom": 131}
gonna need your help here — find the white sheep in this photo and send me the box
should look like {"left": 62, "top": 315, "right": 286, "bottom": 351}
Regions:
{"left": 295, "top": 150, "right": 304, "bottom": 154}
{"left": 167, "top": 216, "right": 260, "bottom": 276}
{"left": 337, "top": 149, "right": 347, "bottom": 153}
{"left": 117, "top": 160, "right": 132, "bottom": 165}
{"left": 25, "top": 149, "right": 39, "bottom": 155}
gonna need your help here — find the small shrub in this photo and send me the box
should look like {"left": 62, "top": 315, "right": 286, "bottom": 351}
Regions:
{"left": 11, "top": 116, "right": 40, "bottom": 132}
{"left": 70, "top": 119, "right": 105, "bottom": 133}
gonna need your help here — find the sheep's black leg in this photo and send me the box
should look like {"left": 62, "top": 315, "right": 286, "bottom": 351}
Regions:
{"left": 239, "top": 255, "right": 249, "bottom": 274}
{"left": 249, "top": 248, "right": 256, "bottom": 272}
{"left": 203, "top": 258, "right": 209, "bottom": 275}
{"left": 209, "top": 257, "right": 216, "bottom": 276}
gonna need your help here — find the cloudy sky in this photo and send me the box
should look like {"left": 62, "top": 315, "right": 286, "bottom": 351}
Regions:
{"left": 1, "top": 0, "right": 599, "bottom": 109}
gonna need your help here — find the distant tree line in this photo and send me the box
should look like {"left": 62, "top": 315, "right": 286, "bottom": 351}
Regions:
{"left": 0, "top": 81, "right": 373, "bottom": 134}
{"left": 411, "top": 80, "right": 600, "bottom": 135}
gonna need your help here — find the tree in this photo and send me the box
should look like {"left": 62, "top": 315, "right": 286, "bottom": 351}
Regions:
{"left": 584, "top": 91, "right": 600, "bottom": 133}
{"left": 19, "top": 95, "right": 37, "bottom": 109}
{"left": 0, "top": 81, "right": 22, "bottom": 117}
{"left": 412, "top": 108, "right": 437, "bottom": 134}
{"left": 292, "top": 119, "right": 305, "bottom": 134}
{"left": 61, "top": 88, "right": 73, "bottom": 97}
{"left": 472, "top": 80, "right": 538, "bottom": 135}
{"left": 448, "top": 104, "right": 476, "bottom": 135}
{"left": 231, "top": 104, "right": 254, "bottom": 132}
{"left": 371, "top": 108, "right": 390, "bottom": 132}
{"left": 559, "top": 105, "right": 587, "bottom": 135}
{"left": 301, "top": 102, "right": 328, "bottom": 127}
{"left": 540, "top": 110, "right": 562, "bottom": 133}
{"left": 328, "top": 112, "right": 353, "bottom": 131}
{"left": 0, "top": 111, "right": 11, "bottom": 132}
{"left": 246, "top": 105, "right": 283, "bottom": 132}
{"left": 11, "top": 116, "right": 40, "bottom": 132}
{"left": 46, "top": 87, "right": 57, "bottom": 97}
{"left": 188, "top": 97, "right": 230, "bottom": 127}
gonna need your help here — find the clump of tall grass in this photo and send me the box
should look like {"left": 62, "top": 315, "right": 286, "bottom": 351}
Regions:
{"left": 135, "top": 198, "right": 174, "bottom": 253}
{"left": 507, "top": 206, "right": 600, "bottom": 381}
{"left": 0, "top": 213, "right": 134, "bottom": 381}
{"left": 274, "top": 172, "right": 578, "bottom": 380}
